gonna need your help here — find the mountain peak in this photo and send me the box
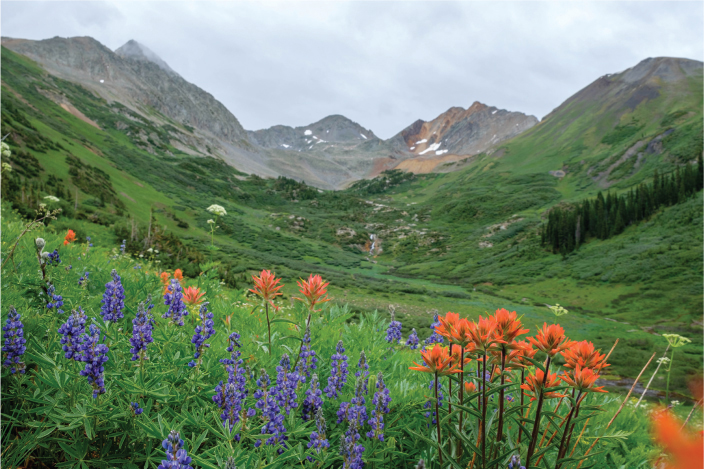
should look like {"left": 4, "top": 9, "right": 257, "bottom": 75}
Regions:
{"left": 115, "top": 40, "right": 176, "bottom": 75}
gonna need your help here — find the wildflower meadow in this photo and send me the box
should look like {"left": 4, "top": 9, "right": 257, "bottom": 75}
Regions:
{"left": 1, "top": 207, "right": 701, "bottom": 469}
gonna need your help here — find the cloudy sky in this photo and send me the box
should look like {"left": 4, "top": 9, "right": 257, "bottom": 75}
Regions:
{"left": 2, "top": 1, "right": 702, "bottom": 138}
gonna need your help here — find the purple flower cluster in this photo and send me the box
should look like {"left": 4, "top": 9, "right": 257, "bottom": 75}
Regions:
{"left": 213, "top": 333, "right": 248, "bottom": 437}
{"left": 296, "top": 325, "right": 317, "bottom": 383}
{"left": 308, "top": 406, "right": 330, "bottom": 457}
{"left": 58, "top": 308, "right": 87, "bottom": 360}
{"left": 355, "top": 350, "right": 369, "bottom": 395}
{"left": 508, "top": 455, "right": 525, "bottom": 469}
{"left": 2, "top": 306, "right": 26, "bottom": 374}
{"left": 86, "top": 236, "right": 93, "bottom": 248}
{"left": 100, "top": 269, "right": 125, "bottom": 323}
{"left": 76, "top": 324, "right": 109, "bottom": 398}
{"left": 163, "top": 279, "right": 187, "bottom": 326}
{"left": 423, "top": 379, "right": 443, "bottom": 426}
{"left": 406, "top": 328, "right": 419, "bottom": 349}
{"left": 367, "top": 372, "right": 391, "bottom": 441}
{"left": 120, "top": 239, "right": 126, "bottom": 254}
{"left": 78, "top": 271, "right": 90, "bottom": 287}
{"left": 385, "top": 311, "right": 402, "bottom": 345}
{"left": 302, "top": 373, "right": 324, "bottom": 421}
{"left": 252, "top": 369, "right": 287, "bottom": 450}
{"left": 188, "top": 302, "right": 215, "bottom": 368}
{"left": 423, "top": 312, "right": 444, "bottom": 349}
{"left": 339, "top": 381, "right": 366, "bottom": 469}
{"left": 45, "top": 283, "right": 64, "bottom": 314}
{"left": 158, "top": 430, "right": 193, "bottom": 469}
{"left": 324, "top": 340, "right": 349, "bottom": 399}
{"left": 273, "top": 354, "right": 299, "bottom": 415}
{"left": 46, "top": 249, "right": 61, "bottom": 266}
{"left": 131, "top": 402, "right": 144, "bottom": 416}
{"left": 130, "top": 298, "right": 155, "bottom": 361}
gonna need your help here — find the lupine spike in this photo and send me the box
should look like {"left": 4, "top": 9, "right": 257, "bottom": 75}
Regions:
{"left": 324, "top": 340, "right": 349, "bottom": 399}
{"left": 130, "top": 299, "right": 155, "bottom": 361}
{"left": 158, "top": 430, "right": 193, "bottom": 469}
{"left": 2, "top": 306, "right": 27, "bottom": 374}
{"left": 100, "top": 269, "right": 125, "bottom": 323}
{"left": 188, "top": 302, "right": 215, "bottom": 368}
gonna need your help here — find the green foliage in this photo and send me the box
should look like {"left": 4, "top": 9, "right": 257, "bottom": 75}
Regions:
{"left": 601, "top": 122, "right": 645, "bottom": 146}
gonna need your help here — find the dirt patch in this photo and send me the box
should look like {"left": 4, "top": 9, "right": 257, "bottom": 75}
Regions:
{"left": 133, "top": 180, "right": 144, "bottom": 187}
{"left": 60, "top": 103, "right": 101, "bottom": 129}
{"left": 120, "top": 192, "right": 136, "bottom": 203}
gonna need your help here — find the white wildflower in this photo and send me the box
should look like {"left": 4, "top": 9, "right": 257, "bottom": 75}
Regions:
{"left": 549, "top": 303, "right": 568, "bottom": 317}
{"left": 671, "top": 400, "right": 681, "bottom": 406}
{"left": 657, "top": 357, "right": 671, "bottom": 365}
{"left": 206, "top": 204, "right": 227, "bottom": 216}
{"left": 147, "top": 248, "right": 154, "bottom": 253}
{"left": 662, "top": 334, "right": 691, "bottom": 348}
{"left": 43, "top": 195, "right": 60, "bottom": 203}
{"left": 207, "top": 219, "right": 215, "bottom": 224}
{"left": 1, "top": 162, "right": 11, "bottom": 173}
{"left": 1, "top": 142, "right": 10, "bottom": 158}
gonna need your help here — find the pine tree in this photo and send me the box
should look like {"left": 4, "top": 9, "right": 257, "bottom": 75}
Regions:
{"left": 697, "top": 153, "right": 703, "bottom": 192}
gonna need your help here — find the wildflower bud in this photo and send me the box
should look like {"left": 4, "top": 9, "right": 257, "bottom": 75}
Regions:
{"left": 415, "top": 459, "right": 426, "bottom": 469}
{"left": 41, "top": 251, "right": 50, "bottom": 261}
{"left": 222, "top": 457, "right": 237, "bottom": 469}
{"left": 35, "top": 238, "right": 45, "bottom": 250}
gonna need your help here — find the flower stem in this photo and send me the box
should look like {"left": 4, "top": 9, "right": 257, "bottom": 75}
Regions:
{"left": 496, "top": 349, "right": 506, "bottom": 444}
{"left": 555, "top": 391, "right": 582, "bottom": 469}
{"left": 435, "top": 371, "right": 443, "bottom": 466}
{"left": 458, "top": 346, "right": 465, "bottom": 459}
{"left": 665, "top": 348, "right": 675, "bottom": 405}
{"left": 481, "top": 351, "right": 487, "bottom": 468}
{"left": 525, "top": 356, "right": 551, "bottom": 468}
{"left": 265, "top": 302, "right": 272, "bottom": 356}
{"left": 518, "top": 367, "right": 525, "bottom": 445}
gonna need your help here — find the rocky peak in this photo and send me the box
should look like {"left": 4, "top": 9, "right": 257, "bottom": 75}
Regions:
{"left": 115, "top": 40, "right": 177, "bottom": 75}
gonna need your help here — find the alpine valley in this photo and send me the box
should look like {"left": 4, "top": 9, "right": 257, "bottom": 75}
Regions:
{"left": 1, "top": 34, "right": 702, "bottom": 403}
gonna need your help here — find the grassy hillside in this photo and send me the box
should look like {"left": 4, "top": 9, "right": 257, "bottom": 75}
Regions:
{"left": 1, "top": 45, "right": 702, "bottom": 398}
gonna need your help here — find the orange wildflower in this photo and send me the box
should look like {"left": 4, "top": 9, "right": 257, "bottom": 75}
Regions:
{"left": 492, "top": 308, "right": 529, "bottom": 350}
{"left": 464, "top": 381, "right": 477, "bottom": 393}
{"left": 293, "top": 274, "right": 331, "bottom": 312}
{"left": 528, "top": 323, "right": 573, "bottom": 357}
{"left": 409, "top": 344, "right": 461, "bottom": 375}
{"left": 63, "top": 229, "right": 76, "bottom": 246}
{"left": 561, "top": 340, "right": 610, "bottom": 371}
{"left": 174, "top": 269, "right": 184, "bottom": 282}
{"left": 250, "top": 269, "right": 283, "bottom": 311}
{"left": 467, "top": 315, "right": 505, "bottom": 352}
{"left": 559, "top": 365, "right": 607, "bottom": 393}
{"left": 651, "top": 409, "right": 704, "bottom": 469}
{"left": 450, "top": 343, "right": 472, "bottom": 368}
{"left": 160, "top": 272, "right": 171, "bottom": 295}
{"left": 435, "top": 312, "right": 461, "bottom": 339}
{"left": 437, "top": 313, "right": 476, "bottom": 350}
{"left": 520, "top": 368, "right": 566, "bottom": 401}
{"left": 183, "top": 286, "right": 205, "bottom": 307}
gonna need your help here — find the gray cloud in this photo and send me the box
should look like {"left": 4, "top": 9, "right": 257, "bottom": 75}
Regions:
{"left": 2, "top": 1, "right": 702, "bottom": 138}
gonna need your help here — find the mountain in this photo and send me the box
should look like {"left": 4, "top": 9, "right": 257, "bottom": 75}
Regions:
{"left": 114, "top": 39, "right": 178, "bottom": 75}
{"left": 386, "top": 102, "right": 538, "bottom": 173}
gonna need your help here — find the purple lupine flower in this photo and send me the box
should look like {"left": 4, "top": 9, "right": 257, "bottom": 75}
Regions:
{"left": 273, "top": 354, "right": 299, "bottom": 414}
{"left": 213, "top": 333, "right": 248, "bottom": 437}
{"left": 339, "top": 391, "right": 365, "bottom": 469}
{"left": 120, "top": 239, "right": 126, "bottom": 254}
{"left": 423, "top": 378, "right": 443, "bottom": 426}
{"left": 324, "top": 340, "right": 349, "bottom": 399}
{"left": 508, "top": 455, "right": 525, "bottom": 469}
{"left": 302, "top": 373, "right": 323, "bottom": 421}
{"left": 78, "top": 271, "right": 90, "bottom": 287}
{"left": 296, "top": 325, "right": 318, "bottom": 384}
{"left": 86, "top": 236, "right": 93, "bottom": 248}
{"left": 130, "top": 298, "right": 155, "bottom": 361}
{"left": 188, "top": 302, "right": 215, "bottom": 368}
{"left": 367, "top": 372, "right": 391, "bottom": 441}
{"left": 134, "top": 265, "right": 142, "bottom": 269}
{"left": 163, "top": 279, "right": 187, "bottom": 326}
{"left": 100, "top": 269, "right": 125, "bottom": 323}
{"left": 385, "top": 310, "right": 402, "bottom": 344}
{"left": 308, "top": 406, "right": 330, "bottom": 457}
{"left": 422, "top": 312, "right": 443, "bottom": 349}
{"left": 58, "top": 307, "right": 87, "bottom": 360}
{"left": 406, "top": 328, "right": 419, "bottom": 350}
{"left": 355, "top": 350, "right": 369, "bottom": 395}
{"left": 222, "top": 457, "right": 237, "bottom": 469}
{"left": 415, "top": 459, "right": 426, "bottom": 469}
{"left": 158, "top": 430, "right": 193, "bottom": 469}
{"left": 337, "top": 377, "right": 367, "bottom": 430}
{"left": 252, "top": 369, "right": 287, "bottom": 451}
{"left": 46, "top": 249, "right": 61, "bottom": 266}
{"left": 2, "top": 306, "right": 26, "bottom": 374}
{"left": 45, "top": 283, "right": 65, "bottom": 314}
{"left": 76, "top": 324, "right": 109, "bottom": 398}
{"left": 131, "top": 402, "right": 143, "bottom": 416}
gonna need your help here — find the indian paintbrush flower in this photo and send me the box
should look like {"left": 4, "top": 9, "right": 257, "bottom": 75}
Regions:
{"left": 64, "top": 229, "right": 76, "bottom": 246}
{"left": 293, "top": 274, "right": 332, "bottom": 313}
{"left": 2, "top": 306, "right": 26, "bottom": 374}
{"left": 528, "top": 323, "right": 573, "bottom": 357}
{"left": 250, "top": 269, "right": 283, "bottom": 356}
{"left": 520, "top": 368, "right": 566, "bottom": 402}
{"left": 559, "top": 365, "right": 608, "bottom": 393}
{"left": 100, "top": 269, "right": 125, "bottom": 323}
{"left": 561, "top": 340, "right": 610, "bottom": 370}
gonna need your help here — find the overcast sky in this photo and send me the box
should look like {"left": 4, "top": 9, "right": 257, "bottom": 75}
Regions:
{"left": 2, "top": 1, "right": 702, "bottom": 138}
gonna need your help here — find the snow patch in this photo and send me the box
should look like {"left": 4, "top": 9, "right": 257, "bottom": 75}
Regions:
{"left": 312, "top": 136, "right": 319, "bottom": 139}
{"left": 281, "top": 144, "right": 291, "bottom": 148}
{"left": 360, "top": 133, "right": 367, "bottom": 139}
{"left": 304, "top": 129, "right": 312, "bottom": 136}
{"left": 492, "top": 110, "right": 497, "bottom": 114}
{"left": 435, "top": 149, "right": 448, "bottom": 155}
{"left": 415, "top": 139, "right": 427, "bottom": 144}
{"left": 99, "top": 79, "right": 105, "bottom": 83}
{"left": 409, "top": 146, "right": 415, "bottom": 150}
{"left": 419, "top": 143, "right": 441, "bottom": 155}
